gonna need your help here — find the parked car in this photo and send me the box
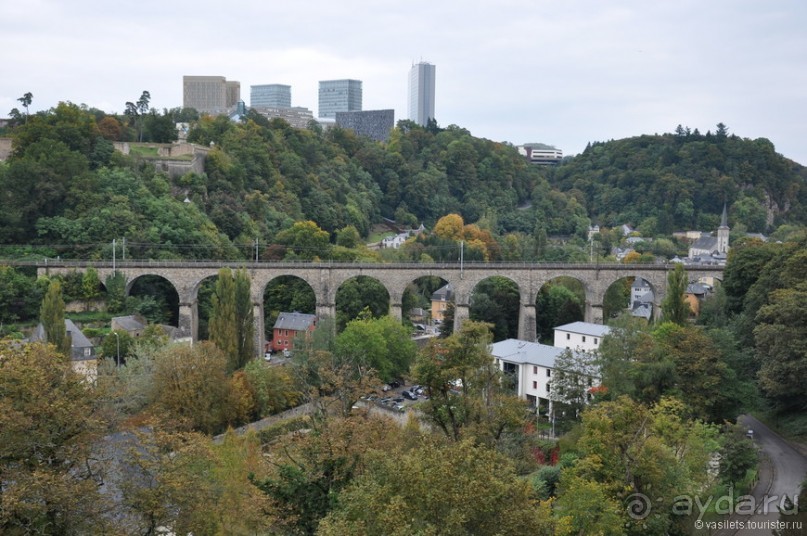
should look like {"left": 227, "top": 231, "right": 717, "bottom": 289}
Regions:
{"left": 402, "top": 390, "right": 418, "bottom": 401}
{"left": 394, "top": 404, "right": 406, "bottom": 412}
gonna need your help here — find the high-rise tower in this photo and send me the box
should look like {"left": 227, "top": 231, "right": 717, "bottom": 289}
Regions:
{"left": 408, "top": 62, "right": 436, "bottom": 126}
{"left": 250, "top": 84, "right": 292, "bottom": 108}
{"left": 318, "top": 79, "right": 362, "bottom": 119}
{"left": 183, "top": 76, "right": 240, "bottom": 115}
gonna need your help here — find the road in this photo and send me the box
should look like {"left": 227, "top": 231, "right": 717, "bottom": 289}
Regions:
{"left": 711, "top": 415, "right": 807, "bottom": 535}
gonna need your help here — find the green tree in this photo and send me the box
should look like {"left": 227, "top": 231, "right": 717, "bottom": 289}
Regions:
{"left": 415, "top": 321, "right": 529, "bottom": 445}
{"left": 151, "top": 342, "right": 234, "bottom": 434}
{"left": 95, "top": 344, "right": 157, "bottom": 422}
{"left": 718, "top": 423, "right": 758, "bottom": 487}
{"left": 661, "top": 263, "right": 690, "bottom": 325}
{"left": 234, "top": 268, "right": 255, "bottom": 370}
{"left": 243, "top": 360, "right": 300, "bottom": 417}
{"left": 209, "top": 268, "right": 238, "bottom": 367}
{"left": 275, "top": 220, "right": 331, "bottom": 261}
{"left": 469, "top": 276, "right": 520, "bottom": 341}
{"left": 318, "top": 438, "right": 555, "bottom": 536}
{"left": 253, "top": 416, "right": 405, "bottom": 536}
{"left": 335, "top": 225, "right": 362, "bottom": 248}
{"left": 536, "top": 279, "right": 585, "bottom": 342}
{"left": 335, "top": 277, "right": 390, "bottom": 331}
{"left": 80, "top": 267, "right": 101, "bottom": 310}
{"left": 549, "top": 349, "right": 599, "bottom": 428}
{"left": 754, "top": 282, "right": 807, "bottom": 412}
{"left": 602, "top": 278, "right": 631, "bottom": 320}
{"left": 125, "top": 90, "right": 151, "bottom": 142}
{"left": 119, "top": 429, "right": 220, "bottom": 535}
{"left": 0, "top": 342, "right": 111, "bottom": 533}
{"left": 101, "top": 329, "right": 134, "bottom": 364}
{"left": 598, "top": 315, "right": 676, "bottom": 404}
{"left": 105, "top": 271, "right": 128, "bottom": 314}
{"left": 40, "top": 279, "right": 70, "bottom": 356}
{"left": 0, "top": 266, "right": 42, "bottom": 323}
{"left": 17, "top": 92, "right": 32, "bottom": 123}
{"left": 653, "top": 322, "right": 734, "bottom": 422}
{"left": 561, "top": 396, "right": 718, "bottom": 536}
{"left": 335, "top": 315, "right": 417, "bottom": 382}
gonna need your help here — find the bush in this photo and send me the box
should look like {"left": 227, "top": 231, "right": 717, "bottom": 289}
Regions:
{"left": 256, "top": 416, "right": 311, "bottom": 445}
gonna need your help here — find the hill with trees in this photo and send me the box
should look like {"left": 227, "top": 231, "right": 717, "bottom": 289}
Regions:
{"left": 2, "top": 101, "right": 805, "bottom": 264}
{"left": 547, "top": 124, "right": 807, "bottom": 236}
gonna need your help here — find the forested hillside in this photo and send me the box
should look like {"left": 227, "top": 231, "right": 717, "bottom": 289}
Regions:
{"left": 547, "top": 125, "right": 807, "bottom": 235}
{"left": 0, "top": 103, "right": 804, "bottom": 261}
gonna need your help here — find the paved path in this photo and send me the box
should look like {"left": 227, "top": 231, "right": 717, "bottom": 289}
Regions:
{"left": 711, "top": 415, "right": 807, "bottom": 535}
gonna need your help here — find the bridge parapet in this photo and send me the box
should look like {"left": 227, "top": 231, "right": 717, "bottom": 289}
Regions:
{"left": 28, "top": 260, "right": 724, "bottom": 344}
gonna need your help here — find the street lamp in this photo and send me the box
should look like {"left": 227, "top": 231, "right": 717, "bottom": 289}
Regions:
{"left": 113, "top": 331, "right": 120, "bottom": 366}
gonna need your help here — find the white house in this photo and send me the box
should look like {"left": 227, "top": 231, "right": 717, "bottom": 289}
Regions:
{"left": 553, "top": 321, "right": 611, "bottom": 352}
{"left": 490, "top": 338, "right": 601, "bottom": 418}
{"left": 381, "top": 224, "right": 426, "bottom": 249}
{"left": 490, "top": 339, "right": 563, "bottom": 410}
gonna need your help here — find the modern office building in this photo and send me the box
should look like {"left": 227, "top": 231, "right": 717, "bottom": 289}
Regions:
{"left": 253, "top": 106, "right": 315, "bottom": 129}
{"left": 517, "top": 143, "right": 563, "bottom": 165}
{"left": 335, "top": 109, "right": 394, "bottom": 142}
{"left": 183, "top": 76, "right": 240, "bottom": 115}
{"left": 408, "top": 62, "right": 436, "bottom": 126}
{"left": 250, "top": 84, "right": 292, "bottom": 108}
{"left": 318, "top": 79, "right": 362, "bottom": 119}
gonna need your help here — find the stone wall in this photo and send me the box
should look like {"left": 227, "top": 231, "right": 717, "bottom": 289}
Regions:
{"left": 111, "top": 142, "right": 209, "bottom": 178}
{"left": 0, "top": 137, "right": 13, "bottom": 160}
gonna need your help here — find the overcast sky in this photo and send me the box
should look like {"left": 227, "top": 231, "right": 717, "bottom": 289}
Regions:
{"left": 2, "top": 0, "right": 806, "bottom": 165}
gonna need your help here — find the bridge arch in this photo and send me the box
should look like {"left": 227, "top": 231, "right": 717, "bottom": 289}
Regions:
{"left": 334, "top": 275, "right": 390, "bottom": 331}
{"left": 127, "top": 274, "right": 180, "bottom": 327}
{"left": 535, "top": 276, "right": 586, "bottom": 343}
{"left": 261, "top": 274, "right": 316, "bottom": 348}
{"left": 467, "top": 275, "right": 521, "bottom": 341}
{"left": 33, "top": 261, "right": 724, "bottom": 347}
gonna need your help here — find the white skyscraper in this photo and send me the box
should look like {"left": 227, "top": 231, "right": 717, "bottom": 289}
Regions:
{"left": 408, "top": 62, "right": 436, "bottom": 126}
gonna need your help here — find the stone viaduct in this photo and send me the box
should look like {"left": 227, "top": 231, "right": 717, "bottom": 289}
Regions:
{"left": 35, "top": 260, "right": 724, "bottom": 354}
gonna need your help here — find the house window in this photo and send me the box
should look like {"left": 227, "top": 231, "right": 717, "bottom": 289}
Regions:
{"left": 533, "top": 366, "right": 538, "bottom": 374}
{"left": 84, "top": 347, "right": 92, "bottom": 357}
{"left": 546, "top": 369, "right": 551, "bottom": 378}
{"left": 582, "top": 336, "right": 587, "bottom": 343}
{"left": 594, "top": 338, "right": 598, "bottom": 345}
{"left": 566, "top": 333, "right": 570, "bottom": 340}
{"left": 533, "top": 381, "right": 538, "bottom": 389}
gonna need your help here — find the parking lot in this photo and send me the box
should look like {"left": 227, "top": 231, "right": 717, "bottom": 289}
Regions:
{"left": 360, "top": 382, "right": 429, "bottom": 414}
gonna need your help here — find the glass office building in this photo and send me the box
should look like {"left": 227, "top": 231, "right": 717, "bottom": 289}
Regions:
{"left": 318, "top": 79, "right": 362, "bottom": 119}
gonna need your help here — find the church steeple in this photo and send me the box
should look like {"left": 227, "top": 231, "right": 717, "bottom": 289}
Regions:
{"left": 717, "top": 203, "right": 730, "bottom": 254}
